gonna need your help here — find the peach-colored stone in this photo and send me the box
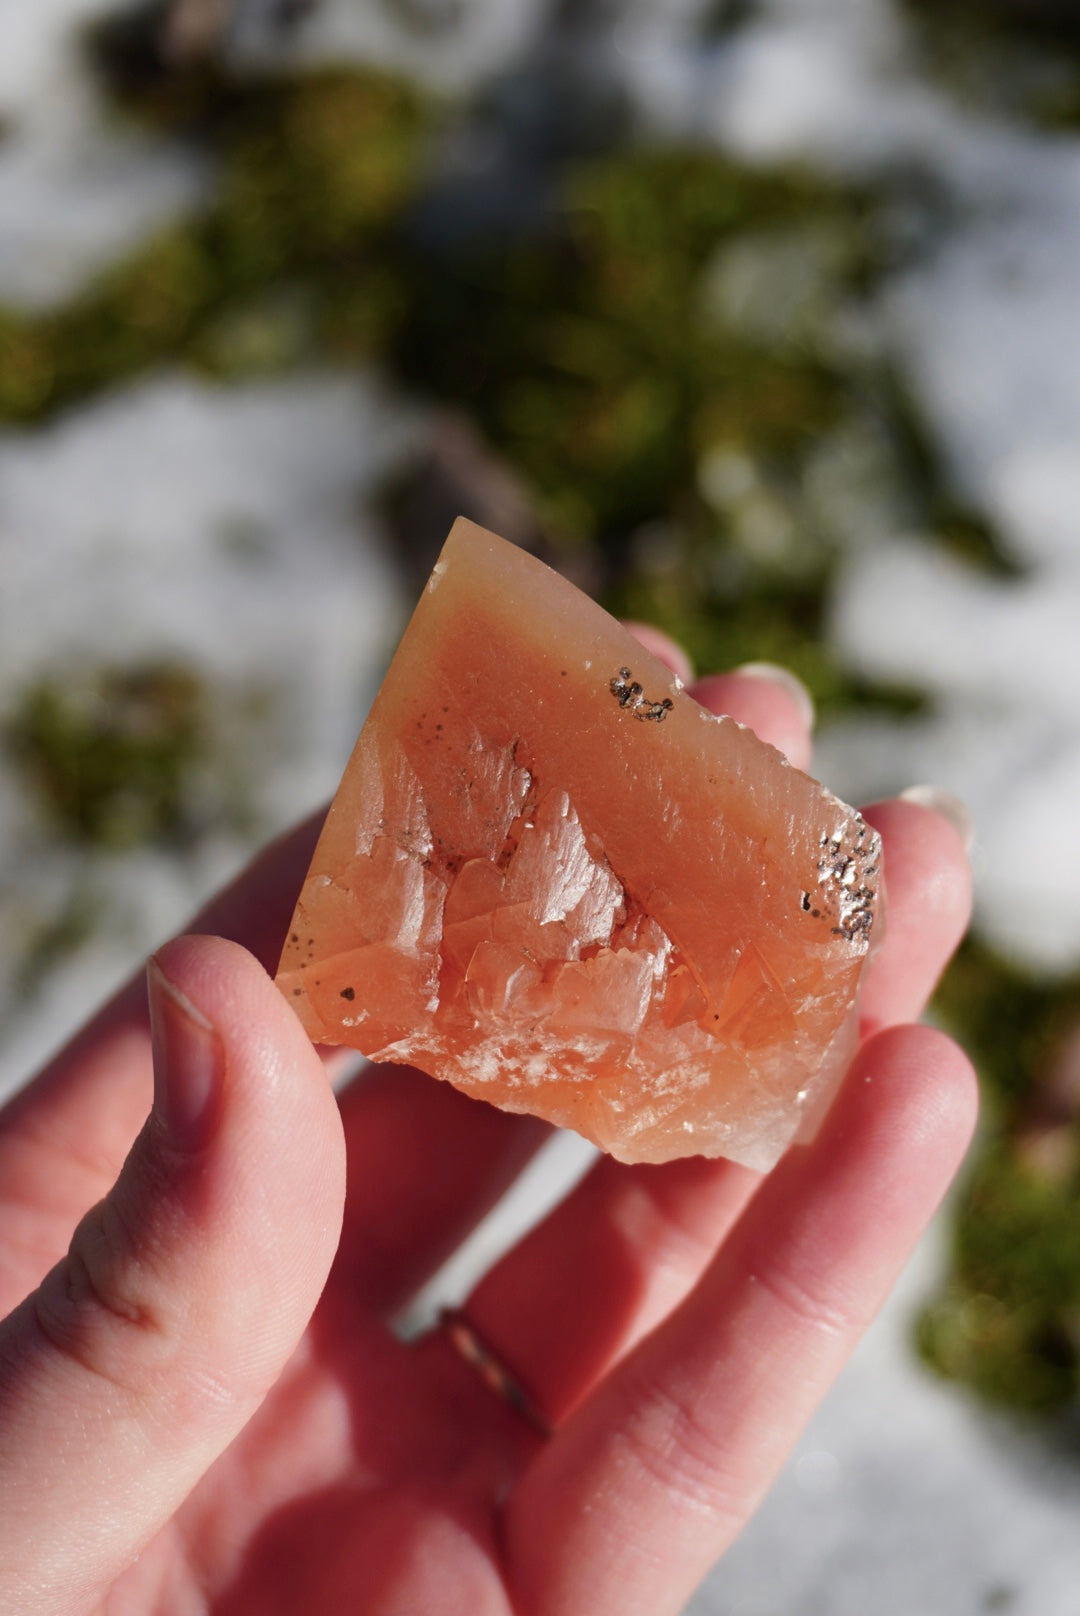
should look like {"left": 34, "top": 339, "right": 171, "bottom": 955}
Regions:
{"left": 276, "top": 519, "right": 881, "bottom": 1168}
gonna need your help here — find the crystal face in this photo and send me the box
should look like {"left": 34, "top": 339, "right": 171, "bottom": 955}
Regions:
{"left": 276, "top": 518, "right": 882, "bottom": 1169}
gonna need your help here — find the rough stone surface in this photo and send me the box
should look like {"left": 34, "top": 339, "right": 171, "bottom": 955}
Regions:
{"left": 276, "top": 519, "right": 881, "bottom": 1168}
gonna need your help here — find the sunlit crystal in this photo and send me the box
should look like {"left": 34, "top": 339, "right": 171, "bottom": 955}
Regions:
{"left": 276, "top": 519, "right": 881, "bottom": 1169}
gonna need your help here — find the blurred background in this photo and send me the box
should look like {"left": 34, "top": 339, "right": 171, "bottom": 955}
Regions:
{"left": 2, "top": 0, "right": 1080, "bottom": 1609}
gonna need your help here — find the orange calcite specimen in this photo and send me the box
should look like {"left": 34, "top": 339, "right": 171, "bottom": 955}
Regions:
{"left": 276, "top": 519, "right": 881, "bottom": 1169}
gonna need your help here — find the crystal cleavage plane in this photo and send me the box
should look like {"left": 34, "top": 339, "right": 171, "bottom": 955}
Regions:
{"left": 276, "top": 519, "right": 881, "bottom": 1169}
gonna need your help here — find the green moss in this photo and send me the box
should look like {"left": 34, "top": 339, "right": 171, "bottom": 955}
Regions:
{"left": 901, "top": 0, "right": 1080, "bottom": 127}
{"left": 4, "top": 662, "right": 231, "bottom": 849}
{"left": 191, "top": 284, "right": 318, "bottom": 378}
{"left": 936, "top": 508, "right": 1027, "bottom": 577}
{"left": 382, "top": 151, "right": 1008, "bottom": 720}
{"left": 0, "top": 64, "right": 433, "bottom": 418}
{"left": 390, "top": 155, "right": 867, "bottom": 544}
{"left": 904, "top": 0, "right": 1080, "bottom": 50}
{"left": 918, "top": 1141, "right": 1080, "bottom": 1413}
{"left": 934, "top": 936, "right": 1080, "bottom": 1113}
{"left": 919, "top": 938, "right": 1080, "bottom": 1414}
{"left": 698, "top": 0, "right": 759, "bottom": 39}
{"left": 0, "top": 45, "right": 1006, "bottom": 722}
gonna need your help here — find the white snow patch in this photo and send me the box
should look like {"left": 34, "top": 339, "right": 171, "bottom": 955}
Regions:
{"left": 0, "top": 98, "right": 206, "bottom": 309}
{"left": 0, "top": 0, "right": 114, "bottom": 117}
{"left": 0, "top": 3, "right": 207, "bottom": 308}
{"left": 0, "top": 370, "right": 413, "bottom": 1095}
{"left": 692, "top": 1226, "right": 1080, "bottom": 1616}
{"left": 234, "top": 0, "right": 546, "bottom": 93}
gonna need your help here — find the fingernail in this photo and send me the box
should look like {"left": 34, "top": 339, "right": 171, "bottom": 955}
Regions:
{"left": 147, "top": 957, "right": 224, "bottom": 1152}
{"left": 734, "top": 662, "right": 816, "bottom": 730}
{"left": 898, "top": 785, "right": 975, "bottom": 853}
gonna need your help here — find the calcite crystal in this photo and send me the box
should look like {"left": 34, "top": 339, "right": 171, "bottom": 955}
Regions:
{"left": 276, "top": 519, "right": 881, "bottom": 1169}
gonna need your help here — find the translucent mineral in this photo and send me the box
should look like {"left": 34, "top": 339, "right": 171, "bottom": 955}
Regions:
{"left": 276, "top": 518, "right": 882, "bottom": 1169}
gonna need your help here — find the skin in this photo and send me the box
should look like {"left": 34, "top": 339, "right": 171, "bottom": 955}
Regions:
{"left": 0, "top": 648, "right": 977, "bottom": 1616}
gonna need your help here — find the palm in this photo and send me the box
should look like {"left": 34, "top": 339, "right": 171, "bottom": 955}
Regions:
{"left": 0, "top": 668, "right": 977, "bottom": 1616}
{"left": 164, "top": 1277, "right": 530, "bottom": 1613}
{"left": 0, "top": 1051, "right": 542, "bottom": 1616}
{"left": 143, "top": 1074, "right": 550, "bottom": 1616}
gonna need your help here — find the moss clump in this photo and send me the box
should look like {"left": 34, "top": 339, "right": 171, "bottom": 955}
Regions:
{"left": 698, "top": 0, "right": 760, "bottom": 39}
{"left": 391, "top": 154, "right": 868, "bottom": 547}
{"left": 901, "top": 0, "right": 1080, "bottom": 128}
{"left": 0, "top": 64, "right": 432, "bottom": 416}
{"left": 387, "top": 151, "right": 896, "bottom": 711}
{"left": 918, "top": 1148, "right": 1080, "bottom": 1413}
{"left": 4, "top": 662, "right": 230, "bottom": 849}
{"left": 386, "top": 149, "right": 992, "bottom": 716}
{"left": 919, "top": 938, "right": 1080, "bottom": 1414}
{"left": 905, "top": 0, "right": 1080, "bottom": 49}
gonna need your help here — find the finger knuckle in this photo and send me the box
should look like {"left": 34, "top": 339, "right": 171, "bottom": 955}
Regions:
{"left": 33, "top": 1192, "right": 176, "bottom": 1398}
{"left": 751, "top": 1258, "right": 858, "bottom": 1342}
{"left": 610, "top": 1364, "right": 739, "bottom": 1529}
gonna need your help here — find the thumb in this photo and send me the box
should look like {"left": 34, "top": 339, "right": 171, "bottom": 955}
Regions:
{"left": 0, "top": 934, "right": 346, "bottom": 1616}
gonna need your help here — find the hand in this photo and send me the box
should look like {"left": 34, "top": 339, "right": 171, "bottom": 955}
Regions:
{"left": 0, "top": 654, "right": 976, "bottom": 1616}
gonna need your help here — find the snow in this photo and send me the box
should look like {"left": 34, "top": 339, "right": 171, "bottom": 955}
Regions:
{"left": 691, "top": 1236, "right": 1080, "bottom": 1616}
{"left": 235, "top": 0, "right": 544, "bottom": 92}
{"left": 820, "top": 538, "right": 1080, "bottom": 967}
{"left": 0, "top": 368, "right": 411, "bottom": 791}
{"left": 0, "top": 369, "right": 412, "bottom": 1092}
{"left": 0, "top": 0, "right": 117, "bottom": 116}
{"left": 0, "top": 103, "right": 206, "bottom": 309}
{"left": 0, "top": 0, "right": 207, "bottom": 307}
